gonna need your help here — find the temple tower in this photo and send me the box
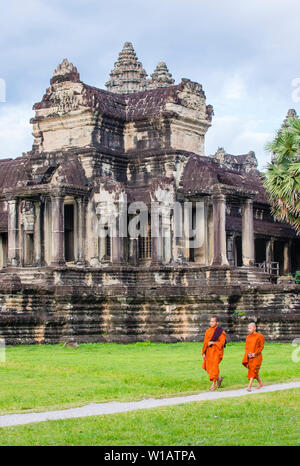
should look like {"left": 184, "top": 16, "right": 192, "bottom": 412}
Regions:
{"left": 105, "top": 42, "right": 147, "bottom": 94}
{"left": 147, "top": 62, "right": 175, "bottom": 89}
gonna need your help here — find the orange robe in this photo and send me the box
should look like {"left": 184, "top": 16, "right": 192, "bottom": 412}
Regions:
{"left": 242, "top": 332, "right": 264, "bottom": 379}
{"left": 202, "top": 327, "right": 226, "bottom": 381}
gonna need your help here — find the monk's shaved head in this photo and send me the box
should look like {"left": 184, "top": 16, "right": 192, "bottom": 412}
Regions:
{"left": 248, "top": 322, "right": 257, "bottom": 334}
{"left": 210, "top": 316, "right": 219, "bottom": 328}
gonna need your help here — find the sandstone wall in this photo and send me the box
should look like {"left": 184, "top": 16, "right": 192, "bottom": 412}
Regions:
{"left": 0, "top": 267, "right": 299, "bottom": 344}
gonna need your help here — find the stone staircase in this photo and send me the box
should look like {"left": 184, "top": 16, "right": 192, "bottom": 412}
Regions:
{"left": 1, "top": 267, "right": 53, "bottom": 287}
{"left": 230, "top": 266, "right": 273, "bottom": 285}
{"left": 0, "top": 264, "right": 273, "bottom": 289}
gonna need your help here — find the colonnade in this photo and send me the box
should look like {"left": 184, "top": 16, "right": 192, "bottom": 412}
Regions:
{"left": 0, "top": 192, "right": 293, "bottom": 272}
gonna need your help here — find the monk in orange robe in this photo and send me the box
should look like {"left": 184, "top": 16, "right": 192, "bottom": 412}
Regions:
{"left": 202, "top": 316, "right": 226, "bottom": 391}
{"left": 242, "top": 323, "right": 264, "bottom": 391}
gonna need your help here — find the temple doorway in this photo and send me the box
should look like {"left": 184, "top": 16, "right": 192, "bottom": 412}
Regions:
{"left": 274, "top": 240, "right": 284, "bottom": 275}
{"left": 0, "top": 233, "right": 8, "bottom": 268}
{"left": 291, "top": 239, "right": 300, "bottom": 274}
{"left": 235, "top": 236, "right": 242, "bottom": 267}
{"left": 24, "top": 233, "right": 34, "bottom": 266}
{"left": 64, "top": 204, "right": 75, "bottom": 262}
{"left": 255, "top": 238, "right": 267, "bottom": 264}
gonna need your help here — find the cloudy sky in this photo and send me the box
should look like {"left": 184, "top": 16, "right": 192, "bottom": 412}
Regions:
{"left": 0, "top": 0, "right": 299, "bottom": 169}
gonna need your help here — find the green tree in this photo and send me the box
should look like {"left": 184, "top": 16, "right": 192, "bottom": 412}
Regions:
{"left": 264, "top": 110, "right": 300, "bottom": 234}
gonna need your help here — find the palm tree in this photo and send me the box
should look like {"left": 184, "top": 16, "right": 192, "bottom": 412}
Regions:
{"left": 264, "top": 110, "right": 300, "bottom": 234}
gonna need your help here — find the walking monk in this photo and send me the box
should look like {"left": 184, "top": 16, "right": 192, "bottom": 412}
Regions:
{"left": 202, "top": 316, "right": 226, "bottom": 391}
{"left": 242, "top": 323, "right": 264, "bottom": 391}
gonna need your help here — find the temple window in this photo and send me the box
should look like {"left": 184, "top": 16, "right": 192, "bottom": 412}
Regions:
{"left": 138, "top": 222, "right": 152, "bottom": 260}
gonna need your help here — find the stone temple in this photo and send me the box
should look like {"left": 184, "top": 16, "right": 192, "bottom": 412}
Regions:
{"left": 0, "top": 42, "right": 299, "bottom": 344}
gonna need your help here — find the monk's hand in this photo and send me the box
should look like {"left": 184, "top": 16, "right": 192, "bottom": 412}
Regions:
{"left": 203, "top": 354, "right": 206, "bottom": 360}
{"left": 208, "top": 341, "right": 214, "bottom": 346}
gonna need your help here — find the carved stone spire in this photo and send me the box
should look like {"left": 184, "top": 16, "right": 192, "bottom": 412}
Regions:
{"left": 147, "top": 62, "right": 175, "bottom": 89}
{"left": 105, "top": 42, "right": 147, "bottom": 94}
{"left": 282, "top": 108, "right": 298, "bottom": 127}
{"left": 50, "top": 58, "right": 80, "bottom": 84}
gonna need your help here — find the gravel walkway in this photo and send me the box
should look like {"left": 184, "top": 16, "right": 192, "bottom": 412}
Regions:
{"left": 0, "top": 381, "right": 299, "bottom": 428}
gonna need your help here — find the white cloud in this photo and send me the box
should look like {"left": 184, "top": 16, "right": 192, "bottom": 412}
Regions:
{"left": 0, "top": 103, "right": 33, "bottom": 159}
{"left": 223, "top": 73, "right": 247, "bottom": 100}
{"left": 232, "top": 130, "right": 272, "bottom": 170}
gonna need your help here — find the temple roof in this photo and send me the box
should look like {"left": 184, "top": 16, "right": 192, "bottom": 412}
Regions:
{"left": 180, "top": 153, "right": 268, "bottom": 203}
{"left": 0, "top": 149, "right": 268, "bottom": 204}
{"left": 32, "top": 46, "right": 210, "bottom": 130}
{"left": 124, "top": 85, "right": 179, "bottom": 120}
{"left": 50, "top": 159, "right": 88, "bottom": 187}
{"left": 0, "top": 157, "right": 31, "bottom": 189}
{"left": 226, "top": 216, "right": 297, "bottom": 238}
{"left": 0, "top": 156, "right": 87, "bottom": 191}
{"left": 33, "top": 80, "right": 208, "bottom": 121}
{"left": 213, "top": 147, "right": 258, "bottom": 172}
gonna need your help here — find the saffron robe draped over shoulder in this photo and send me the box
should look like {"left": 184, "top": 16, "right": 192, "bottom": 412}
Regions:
{"left": 202, "top": 327, "right": 226, "bottom": 381}
{"left": 242, "top": 332, "right": 264, "bottom": 379}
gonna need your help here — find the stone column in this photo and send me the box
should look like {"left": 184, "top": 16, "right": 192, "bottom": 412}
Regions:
{"left": 98, "top": 232, "right": 106, "bottom": 261}
{"left": 7, "top": 198, "right": 19, "bottom": 266}
{"left": 51, "top": 195, "right": 65, "bottom": 266}
{"left": 129, "top": 236, "right": 138, "bottom": 266}
{"left": 226, "top": 234, "right": 235, "bottom": 266}
{"left": 265, "top": 238, "right": 274, "bottom": 274}
{"left": 111, "top": 235, "right": 120, "bottom": 264}
{"left": 0, "top": 235, "right": 4, "bottom": 268}
{"left": 151, "top": 204, "right": 163, "bottom": 265}
{"left": 212, "top": 194, "right": 229, "bottom": 266}
{"left": 34, "top": 200, "right": 42, "bottom": 265}
{"left": 172, "top": 201, "right": 188, "bottom": 264}
{"left": 76, "top": 197, "right": 85, "bottom": 264}
{"left": 283, "top": 240, "right": 292, "bottom": 274}
{"left": 266, "top": 238, "right": 274, "bottom": 263}
{"left": 119, "top": 199, "right": 127, "bottom": 264}
{"left": 242, "top": 198, "right": 254, "bottom": 266}
{"left": 96, "top": 202, "right": 107, "bottom": 263}
{"left": 203, "top": 198, "right": 211, "bottom": 266}
{"left": 162, "top": 211, "right": 172, "bottom": 264}
{"left": 111, "top": 202, "right": 125, "bottom": 265}
{"left": 206, "top": 199, "right": 214, "bottom": 265}
{"left": 43, "top": 198, "right": 52, "bottom": 265}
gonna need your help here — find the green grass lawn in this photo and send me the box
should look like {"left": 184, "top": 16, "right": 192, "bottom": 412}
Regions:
{"left": 0, "top": 342, "right": 298, "bottom": 415}
{"left": 0, "top": 389, "right": 299, "bottom": 446}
